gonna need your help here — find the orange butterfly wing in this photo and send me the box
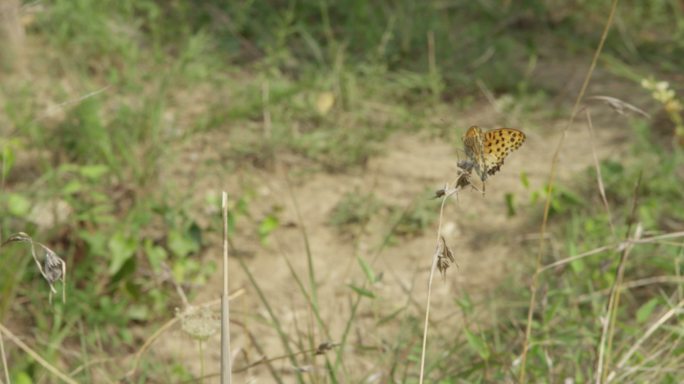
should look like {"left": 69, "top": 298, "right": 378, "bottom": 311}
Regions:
{"left": 482, "top": 128, "right": 526, "bottom": 176}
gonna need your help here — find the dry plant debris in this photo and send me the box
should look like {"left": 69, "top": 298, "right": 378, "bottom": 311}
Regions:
{"left": 1, "top": 232, "right": 66, "bottom": 304}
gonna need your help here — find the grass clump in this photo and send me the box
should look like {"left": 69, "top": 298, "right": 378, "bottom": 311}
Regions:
{"left": 329, "top": 191, "right": 381, "bottom": 230}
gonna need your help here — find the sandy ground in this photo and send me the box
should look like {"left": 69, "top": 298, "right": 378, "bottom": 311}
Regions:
{"left": 147, "top": 101, "right": 635, "bottom": 382}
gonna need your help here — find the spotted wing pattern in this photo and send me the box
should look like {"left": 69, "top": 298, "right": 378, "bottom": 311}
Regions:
{"left": 482, "top": 128, "right": 526, "bottom": 176}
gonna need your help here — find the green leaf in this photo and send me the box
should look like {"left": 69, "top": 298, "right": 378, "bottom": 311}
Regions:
{"left": 144, "top": 239, "right": 167, "bottom": 272}
{"left": 258, "top": 214, "right": 280, "bottom": 244}
{"left": 226, "top": 211, "right": 236, "bottom": 234}
{"left": 172, "top": 261, "right": 187, "bottom": 282}
{"left": 7, "top": 193, "right": 31, "bottom": 216}
{"left": 168, "top": 228, "right": 199, "bottom": 258}
{"left": 79, "top": 164, "right": 109, "bottom": 179}
{"left": 108, "top": 232, "right": 137, "bottom": 275}
{"left": 62, "top": 179, "right": 83, "bottom": 195}
{"left": 357, "top": 256, "right": 376, "bottom": 284}
{"left": 568, "top": 242, "right": 584, "bottom": 273}
{"left": 1, "top": 144, "right": 15, "bottom": 180}
{"left": 235, "top": 196, "right": 250, "bottom": 215}
{"left": 79, "top": 231, "right": 107, "bottom": 255}
{"left": 127, "top": 304, "right": 149, "bottom": 321}
{"left": 188, "top": 222, "right": 202, "bottom": 246}
{"left": 348, "top": 284, "right": 375, "bottom": 298}
{"left": 13, "top": 371, "right": 32, "bottom": 384}
{"left": 636, "top": 298, "right": 659, "bottom": 323}
{"left": 520, "top": 171, "right": 529, "bottom": 188}
{"left": 465, "top": 329, "right": 490, "bottom": 360}
{"left": 505, "top": 192, "right": 516, "bottom": 217}
{"left": 456, "top": 293, "right": 474, "bottom": 315}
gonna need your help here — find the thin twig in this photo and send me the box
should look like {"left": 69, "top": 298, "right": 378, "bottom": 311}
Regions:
{"left": 419, "top": 185, "right": 460, "bottom": 384}
{"left": 518, "top": 1, "right": 620, "bottom": 381}
{"left": 575, "top": 276, "right": 684, "bottom": 303}
{"left": 0, "top": 323, "right": 78, "bottom": 384}
{"left": 539, "top": 231, "right": 684, "bottom": 272}
{"left": 221, "top": 192, "right": 233, "bottom": 384}
{"left": 8, "top": 86, "right": 112, "bottom": 137}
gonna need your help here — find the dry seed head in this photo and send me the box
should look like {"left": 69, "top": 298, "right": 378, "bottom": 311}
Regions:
{"left": 43, "top": 248, "right": 65, "bottom": 284}
{"left": 2, "top": 232, "right": 67, "bottom": 303}
{"left": 315, "top": 341, "right": 337, "bottom": 355}
{"left": 176, "top": 305, "right": 220, "bottom": 341}
{"left": 2, "top": 232, "right": 32, "bottom": 245}
{"left": 437, "top": 236, "right": 455, "bottom": 278}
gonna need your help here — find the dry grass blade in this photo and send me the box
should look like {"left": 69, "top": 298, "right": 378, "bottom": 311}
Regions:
{"left": 166, "top": 339, "right": 329, "bottom": 384}
{"left": 518, "top": 1, "right": 620, "bottom": 382}
{"left": 586, "top": 95, "right": 651, "bottom": 119}
{"left": 476, "top": 78, "right": 501, "bottom": 115}
{"left": 540, "top": 245, "right": 613, "bottom": 272}
{"left": 235, "top": 254, "right": 305, "bottom": 382}
{"left": 540, "top": 231, "right": 684, "bottom": 272}
{"left": 596, "top": 175, "right": 642, "bottom": 384}
{"left": 586, "top": 109, "right": 616, "bottom": 237}
{"left": 0, "top": 328, "right": 8, "bottom": 384}
{"left": 606, "top": 299, "right": 684, "bottom": 382}
{"left": 5, "top": 86, "right": 113, "bottom": 138}
{"left": 0, "top": 323, "right": 78, "bottom": 384}
{"left": 575, "top": 276, "right": 684, "bottom": 303}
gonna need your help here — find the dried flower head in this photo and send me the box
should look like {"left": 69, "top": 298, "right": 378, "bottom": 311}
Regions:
{"left": 434, "top": 167, "right": 474, "bottom": 200}
{"left": 315, "top": 341, "right": 338, "bottom": 355}
{"left": 436, "top": 236, "right": 456, "bottom": 278}
{"left": 176, "top": 305, "right": 220, "bottom": 341}
{"left": 2, "top": 232, "right": 67, "bottom": 303}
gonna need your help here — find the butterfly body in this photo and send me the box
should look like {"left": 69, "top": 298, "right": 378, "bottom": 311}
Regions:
{"left": 460, "top": 126, "right": 526, "bottom": 182}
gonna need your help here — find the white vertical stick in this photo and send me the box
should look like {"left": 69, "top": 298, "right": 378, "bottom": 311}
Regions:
{"left": 221, "top": 192, "right": 232, "bottom": 384}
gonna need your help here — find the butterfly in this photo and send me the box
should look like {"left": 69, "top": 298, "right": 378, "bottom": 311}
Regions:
{"left": 459, "top": 126, "right": 526, "bottom": 183}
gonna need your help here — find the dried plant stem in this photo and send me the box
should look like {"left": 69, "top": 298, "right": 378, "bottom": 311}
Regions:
{"left": 596, "top": 176, "right": 642, "bottom": 384}
{"left": 575, "top": 275, "right": 684, "bottom": 303}
{"left": 419, "top": 187, "right": 459, "bottom": 384}
{"left": 129, "top": 313, "right": 179, "bottom": 376}
{"left": 0, "top": 323, "right": 78, "bottom": 384}
{"left": 6, "top": 86, "right": 111, "bottom": 138}
{"left": 606, "top": 299, "right": 684, "bottom": 382}
{"left": 221, "top": 192, "right": 233, "bottom": 384}
{"left": 199, "top": 339, "right": 206, "bottom": 384}
{"left": 539, "top": 231, "right": 684, "bottom": 272}
{"left": 517, "top": 0, "right": 620, "bottom": 382}
{"left": 236, "top": 256, "right": 305, "bottom": 382}
{"left": 586, "top": 109, "right": 616, "bottom": 237}
{"left": 0, "top": 332, "right": 8, "bottom": 384}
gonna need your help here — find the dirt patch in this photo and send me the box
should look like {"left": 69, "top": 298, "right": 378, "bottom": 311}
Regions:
{"left": 152, "top": 104, "right": 634, "bottom": 380}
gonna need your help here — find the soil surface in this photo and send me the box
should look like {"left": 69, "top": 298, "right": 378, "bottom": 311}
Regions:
{"left": 150, "top": 101, "right": 634, "bottom": 382}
